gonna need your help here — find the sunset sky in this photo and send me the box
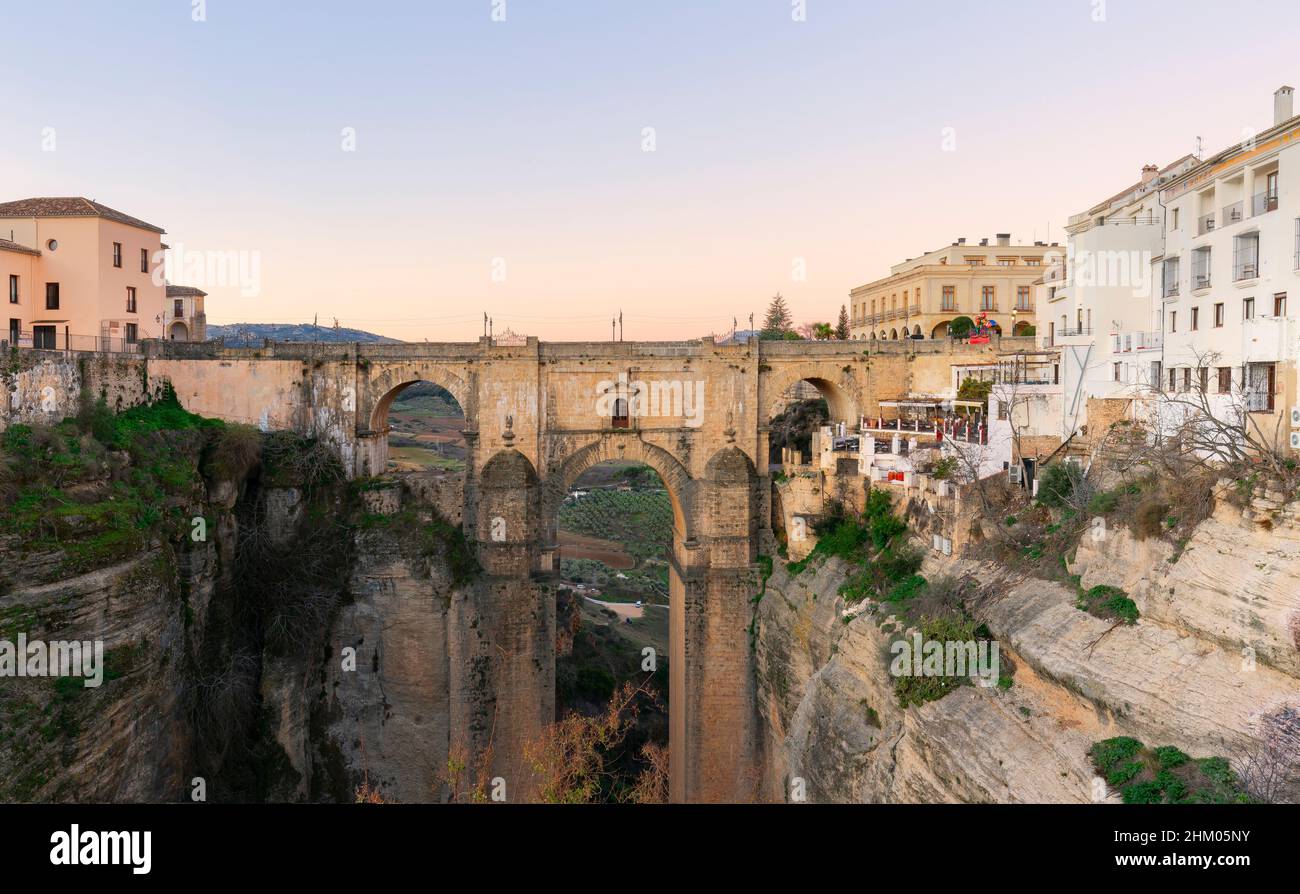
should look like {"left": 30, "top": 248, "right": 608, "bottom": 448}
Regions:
{"left": 3, "top": 0, "right": 1297, "bottom": 341}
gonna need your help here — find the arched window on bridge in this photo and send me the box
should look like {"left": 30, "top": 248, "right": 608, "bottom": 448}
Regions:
{"left": 381, "top": 381, "right": 467, "bottom": 474}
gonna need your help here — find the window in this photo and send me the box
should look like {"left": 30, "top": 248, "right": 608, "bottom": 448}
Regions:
{"left": 997, "top": 258, "right": 1015, "bottom": 267}
{"left": 141, "top": 248, "right": 149, "bottom": 274}
{"left": 1275, "top": 292, "right": 1288, "bottom": 317}
{"left": 966, "top": 257, "right": 984, "bottom": 266}
{"left": 1024, "top": 257, "right": 1042, "bottom": 266}
{"left": 981, "top": 286, "right": 995, "bottom": 310}
{"left": 1163, "top": 257, "right": 1180, "bottom": 297}
{"left": 112, "top": 242, "right": 122, "bottom": 268}
{"left": 1016, "top": 286, "right": 1031, "bottom": 310}
{"left": 1244, "top": 297, "right": 1255, "bottom": 319}
{"left": 1168, "top": 368, "right": 1177, "bottom": 391}
{"left": 942, "top": 286, "right": 956, "bottom": 311}
{"left": 1170, "top": 208, "right": 1180, "bottom": 231}
{"left": 1182, "top": 368, "right": 1191, "bottom": 392}
{"left": 1113, "top": 362, "right": 1121, "bottom": 382}
{"left": 1217, "top": 367, "right": 1232, "bottom": 393}
{"left": 1233, "top": 233, "right": 1259, "bottom": 281}
{"left": 1192, "top": 247, "right": 1211, "bottom": 289}
{"left": 45, "top": 282, "right": 59, "bottom": 310}
{"left": 8, "top": 275, "right": 17, "bottom": 304}
{"left": 125, "top": 323, "right": 138, "bottom": 344}
{"left": 174, "top": 299, "right": 184, "bottom": 318}
{"left": 1169, "top": 310, "right": 1177, "bottom": 332}
{"left": 1190, "top": 307, "right": 1199, "bottom": 331}
{"left": 1150, "top": 361, "right": 1161, "bottom": 389}
{"left": 1214, "top": 303, "right": 1224, "bottom": 327}
{"left": 1198, "top": 367, "right": 1208, "bottom": 392}
{"left": 126, "top": 287, "right": 137, "bottom": 313}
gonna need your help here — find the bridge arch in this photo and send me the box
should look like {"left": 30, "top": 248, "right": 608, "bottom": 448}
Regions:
{"left": 365, "top": 365, "right": 471, "bottom": 435}
{"left": 762, "top": 370, "right": 862, "bottom": 429}
{"left": 546, "top": 435, "right": 694, "bottom": 544}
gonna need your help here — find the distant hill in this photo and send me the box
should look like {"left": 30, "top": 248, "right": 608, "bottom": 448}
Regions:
{"left": 206, "top": 323, "right": 401, "bottom": 346}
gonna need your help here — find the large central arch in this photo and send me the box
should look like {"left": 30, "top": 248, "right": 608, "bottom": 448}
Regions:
{"left": 472, "top": 432, "right": 762, "bottom": 803}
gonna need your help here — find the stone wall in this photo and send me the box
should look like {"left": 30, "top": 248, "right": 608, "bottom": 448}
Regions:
{"left": 2, "top": 351, "right": 150, "bottom": 432}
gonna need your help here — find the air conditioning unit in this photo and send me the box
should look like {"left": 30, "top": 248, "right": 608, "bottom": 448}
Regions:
{"left": 1008, "top": 465, "right": 1023, "bottom": 484}
{"left": 942, "top": 537, "right": 953, "bottom": 557}
{"left": 1291, "top": 431, "right": 1300, "bottom": 450}
{"left": 933, "top": 534, "right": 943, "bottom": 552}
{"left": 1290, "top": 406, "right": 1300, "bottom": 428}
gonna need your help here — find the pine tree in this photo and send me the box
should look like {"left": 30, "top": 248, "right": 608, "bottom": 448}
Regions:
{"left": 835, "top": 304, "right": 850, "bottom": 340}
{"left": 761, "top": 293, "right": 794, "bottom": 338}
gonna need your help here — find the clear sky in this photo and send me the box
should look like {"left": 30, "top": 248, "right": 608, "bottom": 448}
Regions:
{"left": 2, "top": 0, "right": 1297, "bottom": 341}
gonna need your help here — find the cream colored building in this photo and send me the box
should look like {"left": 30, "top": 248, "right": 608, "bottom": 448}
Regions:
{"left": 848, "top": 235, "right": 1056, "bottom": 341}
{"left": 0, "top": 197, "right": 173, "bottom": 350}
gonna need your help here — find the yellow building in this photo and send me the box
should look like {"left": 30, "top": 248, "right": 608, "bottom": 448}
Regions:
{"left": 848, "top": 234, "right": 1058, "bottom": 341}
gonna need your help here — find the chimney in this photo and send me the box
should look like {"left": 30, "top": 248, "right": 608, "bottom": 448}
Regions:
{"left": 1276, "top": 86, "right": 1295, "bottom": 126}
{"left": 979, "top": 238, "right": 989, "bottom": 246}
{"left": 1140, "top": 164, "right": 1159, "bottom": 185}
{"left": 996, "top": 233, "right": 1011, "bottom": 247}
{"left": 956, "top": 237, "right": 966, "bottom": 245}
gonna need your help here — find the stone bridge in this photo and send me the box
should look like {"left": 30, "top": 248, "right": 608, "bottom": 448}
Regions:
{"left": 145, "top": 335, "right": 1022, "bottom": 801}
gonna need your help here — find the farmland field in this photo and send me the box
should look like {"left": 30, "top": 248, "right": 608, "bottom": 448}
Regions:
{"left": 559, "top": 463, "right": 673, "bottom": 603}
{"left": 386, "top": 382, "right": 467, "bottom": 472}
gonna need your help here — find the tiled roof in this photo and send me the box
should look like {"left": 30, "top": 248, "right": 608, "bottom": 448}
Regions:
{"left": 166, "top": 284, "right": 208, "bottom": 297}
{"left": 0, "top": 197, "right": 165, "bottom": 234}
{"left": 0, "top": 237, "right": 40, "bottom": 256}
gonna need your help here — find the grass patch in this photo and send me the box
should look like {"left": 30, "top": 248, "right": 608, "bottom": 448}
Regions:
{"left": 1088, "top": 737, "right": 1250, "bottom": 803}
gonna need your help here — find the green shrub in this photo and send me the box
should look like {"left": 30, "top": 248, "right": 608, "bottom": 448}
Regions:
{"left": 1134, "top": 497, "right": 1170, "bottom": 540}
{"left": 207, "top": 424, "right": 263, "bottom": 480}
{"left": 1037, "top": 462, "right": 1084, "bottom": 509}
{"left": 1086, "top": 489, "right": 1119, "bottom": 516}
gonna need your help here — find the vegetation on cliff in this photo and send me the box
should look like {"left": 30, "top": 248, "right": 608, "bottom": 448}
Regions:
{"left": 1089, "top": 736, "right": 1249, "bottom": 804}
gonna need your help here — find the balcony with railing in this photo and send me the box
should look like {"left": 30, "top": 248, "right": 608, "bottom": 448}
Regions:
{"left": 1234, "top": 260, "right": 1258, "bottom": 281}
{"left": 1222, "top": 201, "right": 1244, "bottom": 226}
{"left": 1058, "top": 326, "right": 1092, "bottom": 338}
{"left": 1112, "top": 331, "right": 1163, "bottom": 353}
{"left": 1252, "top": 191, "right": 1279, "bottom": 216}
{"left": 1197, "top": 212, "right": 1216, "bottom": 235}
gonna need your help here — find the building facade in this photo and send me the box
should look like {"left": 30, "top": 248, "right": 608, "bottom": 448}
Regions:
{"left": 0, "top": 197, "right": 184, "bottom": 350}
{"left": 165, "top": 285, "right": 208, "bottom": 343}
{"left": 848, "top": 235, "right": 1055, "bottom": 342}
{"left": 1037, "top": 156, "right": 1198, "bottom": 436}
{"left": 1157, "top": 87, "right": 1299, "bottom": 436}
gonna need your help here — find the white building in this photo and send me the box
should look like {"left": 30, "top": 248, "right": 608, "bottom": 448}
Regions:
{"left": 1157, "top": 86, "right": 1299, "bottom": 428}
{"left": 1039, "top": 155, "right": 1199, "bottom": 437}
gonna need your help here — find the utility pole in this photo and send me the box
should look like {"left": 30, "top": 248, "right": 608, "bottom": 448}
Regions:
{"left": 619, "top": 310, "right": 623, "bottom": 341}
{"left": 611, "top": 318, "right": 616, "bottom": 341}
{"left": 483, "top": 312, "right": 488, "bottom": 338}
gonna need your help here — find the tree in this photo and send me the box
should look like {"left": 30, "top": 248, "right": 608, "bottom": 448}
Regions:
{"left": 948, "top": 316, "right": 975, "bottom": 338}
{"left": 812, "top": 322, "right": 834, "bottom": 340}
{"left": 836, "top": 305, "right": 850, "bottom": 340}
{"left": 760, "top": 293, "right": 794, "bottom": 339}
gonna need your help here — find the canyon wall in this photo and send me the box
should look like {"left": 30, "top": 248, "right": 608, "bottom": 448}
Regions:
{"left": 755, "top": 494, "right": 1300, "bottom": 803}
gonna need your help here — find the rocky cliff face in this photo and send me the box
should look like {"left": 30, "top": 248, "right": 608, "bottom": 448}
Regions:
{"left": 754, "top": 493, "right": 1300, "bottom": 803}
{"left": 0, "top": 391, "right": 481, "bottom": 803}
